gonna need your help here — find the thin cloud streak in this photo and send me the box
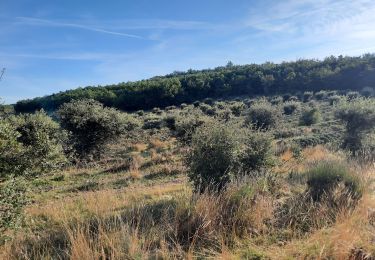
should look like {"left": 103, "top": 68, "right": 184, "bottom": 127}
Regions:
{"left": 16, "top": 16, "right": 145, "bottom": 39}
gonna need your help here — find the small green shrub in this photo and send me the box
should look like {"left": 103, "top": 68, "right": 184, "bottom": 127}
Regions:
{"left": 239, "top": 130, "right": 274, "bottom": 171}
{"left": 300, "top": 108, "right": 321, "bottom": 126}
{"left": 143, "top": 116, "right": 164, "bottom": 129}
{"left": 347, "top": 91, "right": 360, "bottom": 100}
{"left": 230, "top": 101, "right": 245, "bottom": 116}
{"left": 335, "top": 98, "right": 375, "bottom": 152}
{"left": 0, "top": 178, "right": 27, "bottom": 232}
{"left": 246, "top": 101, "right": 278, "bottom": 130}
{"left": 57, "top": 99, "right": 139, "bottom": 160}
{"left": 283, "top": 101, "right": 300, "bottom": 115}
{"left": 314, "top": 90, "right": 327, "bottom": 100}
{"left": 174, "top": 111, "right": 212, "bottom": 142}
{"left": 187, "top": 122, "right": 239, "bottom": 191}
{"left": 303, "top": 91, "right": 313, "bottom": 102}
{"left": 328, "top": 95, "right": 343, "bottom": 105}
{"left": 1, "top": 111, "right": 66, "bottom": 178}
{"left": 271, "top": 96, "right": 283, "bottom": 105}
{"left": 306, "top": 161, "right": 362, "bottom": 201}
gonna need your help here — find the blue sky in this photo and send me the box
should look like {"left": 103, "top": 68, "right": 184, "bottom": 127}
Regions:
{"left": 1, "top": 0, "right": 375, "bottom": 103}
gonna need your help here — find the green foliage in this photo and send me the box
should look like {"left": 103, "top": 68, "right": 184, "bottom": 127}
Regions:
{"left": 57, "top": 99, "right": 139, "bottom": 160}
{"left": 0, "top": 178, "right": 27, "bottom": 232}
{"left": 300, "top": 108, "right": 321, "bottom": 126}
{"left": 335, "top": 98, "right": 375, "bottom": 152}
{"left": 1, "top": 111, "right": 66, "bottom": 178}
{"left": 239, "top": 130, "right": 274, "bottom": 171}
{"left": 187, "top": 122, "right": 274, "bottom": 191}
{"left": 246, "top": 101, "right": 278, "bottom": 130}
{"left": 303, "top": 91, "right": 313, "bottom": 102}
{"left": 14, "top": 54, "right": 375, "bottom": 113}
{"left": 174, "top": 111, "right": 212, "bottom": 142}
{"left": 283, "top": 101, "right": 300, "bottom": 115}
{"left": 314, "top": 90, "right": 327, "bottom": 100}
{"left": 306, "top": 161, "right": 362, "bottom": 201}
{"left": 187, "top": 122, "right": 239, "bottom": 191}
{"left": 0, "top": 120, "right": 24, "bottom": 178}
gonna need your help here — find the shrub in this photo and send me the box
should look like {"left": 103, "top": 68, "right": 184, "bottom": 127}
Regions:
{"left": 314, "top": 90, "right": 327, "bottom": 100}
{"left": 246, "top": 101, "right": 278, "bottom": 130}
{"left": 271, "top": 96, "right": 283, "bottom": 105}
{"left": 347, "top": 91, "right": 360, "bottom": 100}
{"left": 143, "top": 116, "right": 164, "bottom": 129}
{"left": 306, "top": 161, "right": 362, "bottom": 201}
{"left": 335, "top": 98, "right": 375, "bottom": 152}
{"left": 303, "top": 91, "right": 313, "bottom": 102}
{"left": 57, "top": 99, "right": 139, "bottom": 160}
{"left": 283, "top": 101, "right": 300, "bottom": 115}
{"left": 187, "top": 122, "right": 239, "bottom": 191}
{"left": 1, "top": 111, "right": 66, "bottom": 178}
{"left": 0, "top": 120, "right": 24, "bottom": 178}
{"left": 282, "top": 94, "right": 292, "bottom": 101}
{"left": 239, "top": 130, "right": 274, "bottom": 171}
{"left": 229, "top": 101, "right": 245, "bottom": 116}
{"left": 328, "top": 95, "right": 342, "bottom": 105}
{"left": 174, "top": 111, "right": 212, "bottom": 142}
{"left": 0, "top": 178, "right": 27, "bottom": 232}
{"left": 300, "top": 108, "right": 321, "bottom": 126}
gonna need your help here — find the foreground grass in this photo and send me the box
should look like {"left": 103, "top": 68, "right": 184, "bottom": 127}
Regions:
{"left": 1, "top": 143, "right": 374, "bottom": 259}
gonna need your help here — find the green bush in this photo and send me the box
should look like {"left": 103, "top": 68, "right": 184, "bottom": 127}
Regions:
{"left": 328, "top": 95, "right": 343, "bottom": 105}
{"left": 57, "top": 99, "right": 139, "bottom": 160}
{"left": 314, "top": 90, "right": 327, "bottom": 100}
{"left": 303, "top": 91, "right": 313, "bottom": 102}
{"left": 283, "top": 101, "right": 300, "bottom": 115}
{"left": 271, "top": 96, "right": 283, "bottom": 105}
{"left": 1, "top": 111, "right": 66, "bottom": 178}
{"left": 187, "top": 122, "right": 239, "bottom": 191}
{"left": 0, "top": 120, "right": 24, "bottom": 178}
{"left": 174, "top": 111, "right": 212, "bottom": 142}
{"left": 239, "top": 130, "right": 274, "bottom": 171}
{"left": 300, "top": 108, "right": 321, "bottom": 126}
{"left": 306, "top": 161, "right": 362, "bottom": 201}
{"left": 335, "top": 98, "right": 375, "bottom": 152}
{"left": 229, "top": 102, "right": 245, "bottom": 116}
{"left": 246, "top": 101, "right": 278, "bottom": 130}
{"left": 0, "top": 178, "right": 27, "bottom": 232}
{"left": 187, "top": 122, "right": 274, "bottom": 191}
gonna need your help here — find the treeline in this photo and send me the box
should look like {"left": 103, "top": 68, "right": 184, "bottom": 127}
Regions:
{"left": 15, "top": 54, "right": 375, "bottom": 113}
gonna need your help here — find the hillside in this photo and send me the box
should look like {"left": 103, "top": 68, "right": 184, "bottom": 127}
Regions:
{"left": 1, "top": 91, "right": 375, "bottom": 259}
{"left": 14, "top": 54, "right": 375, "bottom": 113}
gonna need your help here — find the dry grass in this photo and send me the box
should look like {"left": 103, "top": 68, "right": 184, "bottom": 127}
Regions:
{"left": 131, "top": 142, "right": 148, "bottom": 152}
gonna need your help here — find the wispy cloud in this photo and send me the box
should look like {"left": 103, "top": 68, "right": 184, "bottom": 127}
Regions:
{"left": 245, "top": 0, "right": 375, "bottom": 38}
{"left": 16, "top": 16, "right": 144, "bottom": 39}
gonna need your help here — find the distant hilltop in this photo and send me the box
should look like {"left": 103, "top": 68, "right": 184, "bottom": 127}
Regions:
{"left": 14, "top": 54, "right": 375, "bottom": 113}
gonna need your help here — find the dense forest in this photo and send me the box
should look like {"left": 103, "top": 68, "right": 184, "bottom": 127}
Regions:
{"left": 15, "top": 54, "right": 375, "bottom": 113}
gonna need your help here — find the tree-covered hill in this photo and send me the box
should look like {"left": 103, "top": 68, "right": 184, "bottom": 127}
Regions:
{"left": 15, "top": 54, "right": 375, "bottom": 113}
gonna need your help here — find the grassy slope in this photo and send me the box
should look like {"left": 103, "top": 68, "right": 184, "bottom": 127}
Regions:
{"left": 1, "top": 95, "right": 375, "bottom": 259}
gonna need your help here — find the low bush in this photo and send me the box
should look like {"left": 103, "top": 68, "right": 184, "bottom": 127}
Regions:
{"left": 1, "top": 111, "right": 66, "bottom": 178}
{"left": 306, "top": 161, "right": 362, "bottom": 201}
{"left": 246, "top": 101, "right": 278, "bottom": 130}
{"left": 335, "top": 98, "right": 375, "bottom": 152}
{"left": 57, "top": 99, "right": 139, "bottom": 160}
{"left": 314, "top": 90, "right": 327, "bottom": 100}
{"left": 283, "top": 101, "right": 300, "bottom": 115}
{"left": 0, "top": 178, "right": 27, "bottom": 233}
{"left": 239, "top": 130, "right": 274, "bottom": 172}
{"left": 187, "top": 122, "right": 238, "bottom": 191}
{"left": 300, "top": 108, "right": 321, "bottom": 126}
{"left": 303, "top": 91, "right": 313, "bottom": 102}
